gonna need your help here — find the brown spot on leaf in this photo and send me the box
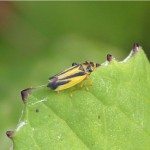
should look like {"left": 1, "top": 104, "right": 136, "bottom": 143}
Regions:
{"left": 6, "top": 131, "right": 14, "bottom": 138}
{"left": 21, "top": 88, "right": 33, "bottom": 104}
{"left": 133, "top": 43, "right": 139, "bottom": 53}
{"left": 35, "top": 109, "right": 39, "bottom": 112}
{"left": 107, "top": 54, "right": 114, "bottom": 62}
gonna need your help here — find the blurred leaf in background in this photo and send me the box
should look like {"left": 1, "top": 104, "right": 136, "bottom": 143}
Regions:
{"left": 0, "top": 1, "right": 150, "bottom": 149}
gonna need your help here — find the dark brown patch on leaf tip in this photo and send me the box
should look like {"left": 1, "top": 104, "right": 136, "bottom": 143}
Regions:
{"left": 21, "top": 88, "right": 33, "bottom": 104}
{"left": 6, "top": 131, "right": 14, "bottom": 138}
{"left": 107, "top": 54, "right": 113, "bottom": 62}
{"left": 133, "top": 43, "right": 139, "bottom": 53}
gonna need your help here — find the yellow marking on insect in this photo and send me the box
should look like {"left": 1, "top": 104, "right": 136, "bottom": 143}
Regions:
{"left": 47, "top": 61, "right": 100, "bottom": 92}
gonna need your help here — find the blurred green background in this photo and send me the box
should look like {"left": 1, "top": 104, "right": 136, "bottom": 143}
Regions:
{"left": 0, "top": 1, "right": 150, "bottom": 149}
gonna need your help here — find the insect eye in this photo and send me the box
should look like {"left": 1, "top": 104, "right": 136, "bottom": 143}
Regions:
{"left": 89, "top": 69, "right": 93, "bottom": 72}
{"left": 86, "top": 67, "right": 93, "bottom": 72}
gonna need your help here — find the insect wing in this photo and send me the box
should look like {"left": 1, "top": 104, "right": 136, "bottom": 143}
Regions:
{"left": 53, "top": 73, "right": 87, "bottom": 91}
{"left": 49, "top": 64, "right": 81, "bottom": 81}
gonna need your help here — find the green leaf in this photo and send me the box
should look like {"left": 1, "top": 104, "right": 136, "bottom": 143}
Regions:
{"left": 9, "top": 47, "right": 150, "bottom": 150}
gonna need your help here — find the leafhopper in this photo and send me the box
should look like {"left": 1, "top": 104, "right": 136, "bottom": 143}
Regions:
{"left": 47, "top": 61, "right": 100, "bottom": 91}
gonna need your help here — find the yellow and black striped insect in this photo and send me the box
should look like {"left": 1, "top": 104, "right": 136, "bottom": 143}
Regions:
{"left": 47, "top": 61, "right": 100, "bottom": 92}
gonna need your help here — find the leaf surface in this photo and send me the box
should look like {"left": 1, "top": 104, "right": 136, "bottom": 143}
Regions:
{"left": 11, "top": 48, "right": 150, "bottom": 150}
